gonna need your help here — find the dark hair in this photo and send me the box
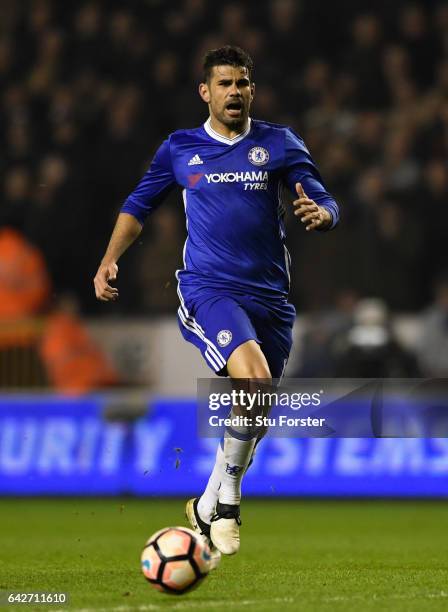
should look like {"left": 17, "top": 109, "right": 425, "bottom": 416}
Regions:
{"left": 202, "top": 45, "right": 254, "bottom": 82}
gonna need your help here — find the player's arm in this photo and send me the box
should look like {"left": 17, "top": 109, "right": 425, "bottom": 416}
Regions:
{"left": 283, "top": 128, "right": 339, "bottom": 232}
{"left": 94, "top": 213, "right": 142, "bottom": 301}
{"left": 94, "top": 138, "right": 176, "bottom": 302}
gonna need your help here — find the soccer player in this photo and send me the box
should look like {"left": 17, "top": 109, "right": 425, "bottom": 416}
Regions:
{"left": 94, "top": 46, "right": 339, "bottom": 557}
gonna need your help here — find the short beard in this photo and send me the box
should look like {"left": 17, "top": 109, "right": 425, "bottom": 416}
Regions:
{"left": 218, "top": 110, "right": 248, "bottom": 131}
{"left": 226, "top": 117, "right": 245, "bottom": 129}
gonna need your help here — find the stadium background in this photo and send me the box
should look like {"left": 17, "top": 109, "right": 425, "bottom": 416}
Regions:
{"left": 1, "top": 0, "right": 448, "bottom": 499}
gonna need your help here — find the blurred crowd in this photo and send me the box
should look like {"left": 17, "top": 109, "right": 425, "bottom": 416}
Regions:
{"left": 1, "top": 0, "right": 448, "bottom": 380}
{"left": 292, "top": 285, "right": 448, "bottom": 377}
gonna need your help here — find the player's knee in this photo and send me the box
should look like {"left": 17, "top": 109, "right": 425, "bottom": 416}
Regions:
{"left": 251, "top": 365, "right": 272, "bottom": 383}
{"left": 235, "top": 363, "right": 272, "bottom": 384}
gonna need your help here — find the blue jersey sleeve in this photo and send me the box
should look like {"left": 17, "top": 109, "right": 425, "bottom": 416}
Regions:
{"left": 283, "top": 128, "right": 339, "bottom": 229}
{"left": 120, "top": 138, "right": 176, "bottom": 225}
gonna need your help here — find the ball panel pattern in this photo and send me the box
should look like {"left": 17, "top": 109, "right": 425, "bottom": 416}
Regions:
{"left": 162, "top": 560, "right": 196, "bottom": 591}
{"left": 141, "top": 544, "right": 161, "bottom": 581}
{"left": 157, "top": 529, "right": 192, "bottom": 557}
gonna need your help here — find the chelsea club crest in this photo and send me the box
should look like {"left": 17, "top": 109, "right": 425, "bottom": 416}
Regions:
{"left": 217, "top": 330, "right": 232, "bottom": 347}
{"left": 248, "top": 146, "right": 269, "bottom": 166}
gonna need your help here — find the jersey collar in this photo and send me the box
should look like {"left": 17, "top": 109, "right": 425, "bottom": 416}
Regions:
{"left": 203, "top": 117, "right": 252, "bottom": 145}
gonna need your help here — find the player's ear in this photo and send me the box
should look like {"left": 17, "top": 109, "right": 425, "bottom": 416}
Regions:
{"left": 250, "top": 82, "right": 255, "bottom": 101}
{"left": 199, "top": 82, "right": 210, "bottom": 104}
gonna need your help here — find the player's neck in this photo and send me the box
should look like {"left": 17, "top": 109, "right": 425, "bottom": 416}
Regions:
{"left": 208, "top": 116, "right": 249, "bottom": 140}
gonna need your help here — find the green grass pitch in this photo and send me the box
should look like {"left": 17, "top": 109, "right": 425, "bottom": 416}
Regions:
{"left": 0, "top": 498, "right": 447, "bottom": 611}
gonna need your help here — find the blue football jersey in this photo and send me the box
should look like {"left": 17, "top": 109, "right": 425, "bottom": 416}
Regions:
{"left": 121, "top": 118, "right": 339, "bottom": 303}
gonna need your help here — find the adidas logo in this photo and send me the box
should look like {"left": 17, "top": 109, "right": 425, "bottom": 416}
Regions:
{"left": 188, "top": 154, "right": 203, "bottom": 166}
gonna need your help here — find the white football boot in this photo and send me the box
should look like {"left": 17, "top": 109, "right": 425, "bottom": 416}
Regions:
{"left": 185, "top": 498, "right": 221, "bottom": 570}
{"left": 210, "top": 502, "right": 241, "bottom": 555}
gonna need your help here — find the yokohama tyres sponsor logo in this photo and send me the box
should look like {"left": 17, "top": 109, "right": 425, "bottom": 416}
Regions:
{"left": 205, "top": 171, "right": 268, "bottom": 183}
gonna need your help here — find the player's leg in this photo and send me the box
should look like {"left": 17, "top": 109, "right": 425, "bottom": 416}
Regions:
{"left": 209, "top": 301, "right": 295, "bottom": 553}
{"left": 179, "top": 295, "right": 259, "bottom": 552}
{"left": 197, "top": 340, "right": 271, "bottom": 523}
{"left": 218, "top": 339, "right": 271, "bottom": 506}
{"left": 216, "top": 295, "right": 294, "bottom": 509}
{"left": 245, "top": 334, "right": 292, "bottom": 473}
{"left": 210, "top": 339, "right": 272, "bottom": 554}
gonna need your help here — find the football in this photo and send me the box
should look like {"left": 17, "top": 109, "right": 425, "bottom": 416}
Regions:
{"left": 141, "top": 527, "right": 212, "bottom": 594}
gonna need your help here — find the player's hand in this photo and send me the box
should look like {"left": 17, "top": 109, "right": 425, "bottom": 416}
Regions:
{"left": 94, "top": 261, "right": 119, "bottom": 301}
{"left": 292, "top": 183, "right": 332, "bottom": 231}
